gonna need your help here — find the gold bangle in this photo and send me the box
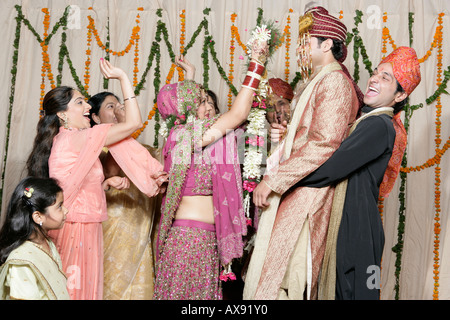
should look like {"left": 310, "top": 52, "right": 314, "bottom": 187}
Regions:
{"left": 123, "top": 96, "right": 136, "bottom": 102}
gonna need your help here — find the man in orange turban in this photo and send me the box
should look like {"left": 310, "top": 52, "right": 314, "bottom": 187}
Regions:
{"left": 294, "top": 46, "right": 421, "bottom": 299}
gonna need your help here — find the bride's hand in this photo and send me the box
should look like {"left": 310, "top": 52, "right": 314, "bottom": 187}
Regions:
{"left": 174, "top": 55, "right": 195, "bottom": 80}
{"left": 251, "top": 40, "right": 269, "bottom": 64}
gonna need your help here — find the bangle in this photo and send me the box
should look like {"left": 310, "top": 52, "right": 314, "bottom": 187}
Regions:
{"left": 248, "top": 60, "right": 265, "bottom": 75}
{"left": 242, "top": 75, "right": 261, "bottom": 91}
{"left": 242, "top": 60, "right": 265, "bottom": 90}
{"left": 123, "top": 96, "right": 136, "bottom": 102}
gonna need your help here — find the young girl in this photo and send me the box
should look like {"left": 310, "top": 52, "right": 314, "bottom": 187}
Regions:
{"left": 0, "top": 177, "right": 69, "bottom": 300}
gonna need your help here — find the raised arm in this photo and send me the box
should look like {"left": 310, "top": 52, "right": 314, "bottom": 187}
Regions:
{"left": 200, "top": 40, "right": 269, "bottom": 147}
{"left": 99, "top": 59, "right": 143, "bottom": 146}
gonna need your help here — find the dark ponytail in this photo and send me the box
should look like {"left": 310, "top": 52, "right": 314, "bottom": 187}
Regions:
{"left": 26, "top": 86, "right": 74, "bottom": 178}
{"left": 0, "top": 177, "right": 62, "bottom": 265}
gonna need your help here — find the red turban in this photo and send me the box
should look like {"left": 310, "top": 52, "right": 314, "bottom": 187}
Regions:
{"left": 268, "top": 78, "right": 294, "bottom": 101}
{"left": 380, "top": 46, "right": 421, "bottom": 96}
{"left": 300, "top": 6, "right": 347, "bottom": 42}
{"left": 299, "top": 6, "right": 348, "bottom": 63}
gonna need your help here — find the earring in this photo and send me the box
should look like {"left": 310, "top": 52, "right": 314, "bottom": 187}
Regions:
{"left": 39, "top": 221, "right": 43, "bottom": 227}
{"left": 63, "top": 116, "right": 69, "bottom": 129}
{"left": 60, "top": 113, "right": 69, "bottom": 129}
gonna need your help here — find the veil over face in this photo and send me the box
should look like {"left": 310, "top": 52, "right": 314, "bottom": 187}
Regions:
{"left": 157, "top": 80, "right": 203, "bottom": 126}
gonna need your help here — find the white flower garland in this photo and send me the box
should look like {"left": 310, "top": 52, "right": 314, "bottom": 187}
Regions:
{"left": 159, "top": 119, "right": 169, "bottom": 139}
{"left": 247, "top": 24, "right": 271, "bottom": 48}
{"left": 242, "top": 77, "right": 270, "bottom": 226}
{"left": 159, "top": 114, "right": 196, "bottom": 139}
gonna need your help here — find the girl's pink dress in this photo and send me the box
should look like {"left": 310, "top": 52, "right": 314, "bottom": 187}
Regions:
{"left": 48, "top": 125, "right": 162, "bottom": 300}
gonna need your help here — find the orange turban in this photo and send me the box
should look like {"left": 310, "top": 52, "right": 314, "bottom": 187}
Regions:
{"left": 380, "top": 46, "right": 421, "bottom": 96}
{"left": 268, "top": 78, "right": 294, "bottom": 101}
{"left": 379, "top": 47, "right": 421, "bottom": 197}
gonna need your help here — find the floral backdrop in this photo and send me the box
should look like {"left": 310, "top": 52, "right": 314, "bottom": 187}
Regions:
{"left": 0, "top": 0, "right": 449, "bottom": 300}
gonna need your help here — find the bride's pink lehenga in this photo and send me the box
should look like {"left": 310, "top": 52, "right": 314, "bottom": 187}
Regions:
{"left": 153, "top": 80, "right": 247, "bottom": 300}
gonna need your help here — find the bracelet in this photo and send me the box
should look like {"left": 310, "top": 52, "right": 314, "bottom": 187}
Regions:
{"left": 242, "top": 75, "right": 261, "bottom": 91}
{"left": 242, "top": 60, "right": 265, "bottom": 90}
{"left": 123, "top": 96, "right": 136, "bottom": 102}
{"left": 248, "top": 60, "right": 265, "bottom": 75}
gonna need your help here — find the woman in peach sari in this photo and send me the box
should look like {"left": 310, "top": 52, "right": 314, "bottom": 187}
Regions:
{"left": 26, "top": 59, "right": 142, "bottom": 300}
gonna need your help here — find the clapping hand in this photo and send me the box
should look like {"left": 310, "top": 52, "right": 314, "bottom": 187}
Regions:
{"left": 103, "top": 176, "right": 130, "bottom": 191}
{"left": 174, "top": 55, "right": 195, "bottom": 80}
{"left": 99, "top": 58, "right": 126, "bottom": 81}
{"left": 151, "top": 171, "right": 169, "bottom": 194}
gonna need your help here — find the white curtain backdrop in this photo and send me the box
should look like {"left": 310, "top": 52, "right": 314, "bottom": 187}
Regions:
{"left": 0, "top": 0, "right": 449, "bottom": 300}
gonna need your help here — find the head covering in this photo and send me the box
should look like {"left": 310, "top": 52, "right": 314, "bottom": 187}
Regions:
{"left": 302, "top": 6, "right": 347, "bottom": 42}
{"left": 157, "top": 80, "right": 202, "bottom": 123}
{"left": 379, "top": 47, "right": 421, "bottom": 197}
{"left": 298, "top": 5, "right": 364, "bottom": 108}
{"left": 268, "top": 78, "right": 294, "bottom": 101}
{"left": 299, "top": 5, "right": 348, "bottom": 63}
{"left": 380, "top": 46, "right": 421, "bottom": 96}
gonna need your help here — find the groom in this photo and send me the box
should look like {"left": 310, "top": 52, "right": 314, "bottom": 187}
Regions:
{"left": 244, "top": 5, "right": 361, "bottom": 300}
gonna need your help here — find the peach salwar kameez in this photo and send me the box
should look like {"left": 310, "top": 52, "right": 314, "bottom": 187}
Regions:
{"left": 48, "top": 124, "right": 112, "bottom": 300}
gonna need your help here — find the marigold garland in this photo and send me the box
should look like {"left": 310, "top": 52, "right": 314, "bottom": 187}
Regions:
{"left": 227, "top": 13, "right": 238, "bottom": 109}
{"left": 177, "top": 10, "right": 186, "bottom": 81}
{"left": 227, "top": 10, "right": 292, "bottom": 107}
{"left": 40, "top": 8, "right": 56, "bottom": 112}
{"left": 132, "top": 9, "right": 188, "bottom": 139}
{"left": 132, "top": 11, "right": 142, "bottom": 87}
{"left": 381, "top": 12, "right": 397, "bottom": 58}
{"left": 382, "top": 11, "right": 445, "bottom": 300}
{"left": 88, "top": 15, "right": 140, "bottom": 56}
{"left": 84, "top": 19, "right": 92, "bottom": 93}
{"left": 382, "top": 12, "right": 443, "bottom": 63}
{"left": 432, "top": 12, "right": 444, "bottom": 300}
{"left": 284, "top": 11, "right": 292, "bottom": 82}
{"left": 232, "top": 25, "right": 249, "bottom": 54}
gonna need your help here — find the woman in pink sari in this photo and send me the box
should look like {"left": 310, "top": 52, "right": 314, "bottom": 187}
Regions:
{"left": 153, "top": 42, "right": 269, "bottom": 300}
{"left": 26, "top": 59, "right": 143, "bottom": 300}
